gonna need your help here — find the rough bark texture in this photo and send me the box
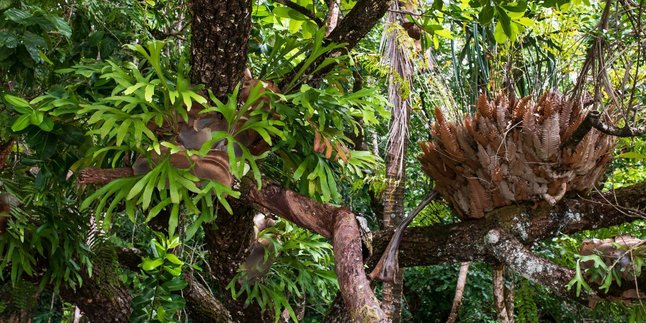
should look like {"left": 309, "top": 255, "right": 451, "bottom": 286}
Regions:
{"left": 187, "top": 1, "right": 260, "bottom": 321}
{"left": 204, "top": 201, "right": 263, "bottom": 322}
{"left": 327, "top": 0, "right": 391, "bottom": 49}
{"left": 184, "top": 274, "right": 234, "bottom": 323}
{"left": 60, "top": 273, "right": 133, "bottom": 322}
{"left": 323, "top": 294, "right": 355, "bottom": 323}
{"left": 484, "top": 229, "right": 584, "bottom": 302}
{"left": 190, "top": 0, "right": 252, "bottom": 97}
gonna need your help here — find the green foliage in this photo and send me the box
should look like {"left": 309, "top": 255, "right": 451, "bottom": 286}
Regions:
{"left": 228, "top": 220, "right": 338, "bottom": 322}
{"left": 0, "top": 2, "right": 71, "bottom": 86}
{"left": 0, "top": 170, "right": 93, "bottom": 291}
{"left": 515, "top": 279, "right": 539, "bottom": 323}
{"left": 130, "top": 234, "right": 187, "bottom": 322}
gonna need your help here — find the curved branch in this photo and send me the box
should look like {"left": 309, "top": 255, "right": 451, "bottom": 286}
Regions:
{"left": 248, "top": 183, "right": 385, "bottom": 321}
{"left": 588, "top": 111, "right": 646, "bottom": 137}
{"left": 369, "top": 191, "right": 438, "bottom": 282}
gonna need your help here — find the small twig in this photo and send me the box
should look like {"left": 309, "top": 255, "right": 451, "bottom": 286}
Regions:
{"left": 275, "top": 0, "right": 324, "bottom": 27}
{"left": 387, "top": 9, "right": 424, "bottom": 16}
{"left": 588, "top": 110, "right": 646, "bottom": 137}
{"left": 369, "top": 191, "right": 438, "bottom": 282}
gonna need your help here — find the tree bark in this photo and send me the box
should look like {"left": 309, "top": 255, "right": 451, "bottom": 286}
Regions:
{"left": 184, "top": 273, "right": 234, "bottom": 323}
{"left": 204, "top": 201, "right": 263, "bottom": 322}
{"left": 190, "top": 0, "right": 252, "bottom": 97}
{"left": 248, "top": 183, "right": 386, "bottom": 321}
{"left": 188, "top": 1, "right": 261, "bottom": 321}
{"left": 60, "top": 271, "right": 133, "bottom": 322}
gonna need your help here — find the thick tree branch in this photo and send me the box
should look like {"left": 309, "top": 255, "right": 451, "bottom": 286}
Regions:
{"left": 279, "top": 0, "right": 391, "bottom": 89}
{"left": 275, "top": 0, "right": 324, "bottom": 27}
{"left": 484, "top": 229, "right": 588, "bottom": 303}
{"left": 184, "top": 273, "right": 234, "bottom": 323}
{"left": 372, "top": 182, "right": 646, "bottom": 268}
{"left": 247, "top": 183, "right": 385, "bottom": 321}
{"left": 248, "top": 183, "right": 335, "bottom": 238}
{"left": 327, "top": 0, "right": 391, "bottom": 49}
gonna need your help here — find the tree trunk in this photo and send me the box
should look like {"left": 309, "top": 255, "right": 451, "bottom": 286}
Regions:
{"left": 190, "top": 0, "right": 252, "bottom": 96}
{"left": 205, "top": 201, "right": 263, "bottom": 322}
{"left": 380, "top": 1, "right": 414, "bottom": 321}
{"left": 189, "top": 0, "right": 259, "bottom": 320}
{"left": 60, "top": 272, "right": 133, "bottom": 322}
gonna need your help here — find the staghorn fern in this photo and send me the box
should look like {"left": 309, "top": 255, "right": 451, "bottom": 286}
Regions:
{"left": 419, "top": 91, "right": 616, "bottom": 218}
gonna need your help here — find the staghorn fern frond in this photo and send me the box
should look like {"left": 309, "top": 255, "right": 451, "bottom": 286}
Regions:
{"left": 419, "top": 91, "right": 616, "bottom": 219}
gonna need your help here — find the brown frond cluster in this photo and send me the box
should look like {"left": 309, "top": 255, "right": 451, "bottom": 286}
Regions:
{"left": 418, "top": 92, "right": 616, "bottom": 219}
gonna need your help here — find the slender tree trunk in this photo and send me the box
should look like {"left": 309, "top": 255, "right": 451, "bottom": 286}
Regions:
{"left": 446, "top": 262, "right": 470, "bottom": 323}
{"left": 380, "top": 1, "right": 415, "bottom": 321}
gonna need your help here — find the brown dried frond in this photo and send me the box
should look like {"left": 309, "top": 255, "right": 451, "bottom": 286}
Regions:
{"left": 418, "top": 91, "right": 616, "bottom": 219}
{"left": 467, "top": 177, "right": 490, "bottom": 218}
{"left": 541, "top": 112, "right": 561, "bottom": 161}
{"left": 434, "top": 106, "right": 447, "bottom": 125}
{"left": 522, "top": 103, "right": 536, "bottom": 133}
{"left": 512, "top": 95, "right": 532, "bottom": 123}
{"left": 477, "top": 94, "right": 493, "bottom": 118}
{"left": 495, "top": 94, "right": 509, "bottom": 131}
{"left": 439, "top": 121, "right": 465, "bottom": 161}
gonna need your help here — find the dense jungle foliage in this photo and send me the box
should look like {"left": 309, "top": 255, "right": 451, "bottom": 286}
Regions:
{"left": 0, "top": 0, "right": 644, "bottom": 322}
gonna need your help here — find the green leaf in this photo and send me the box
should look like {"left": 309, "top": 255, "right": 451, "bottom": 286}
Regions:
{"left": 45, "top": 15, "right": 72, "bottom": 38}
{"left": 479, "top": 5, "right": 495, "bottom": 24}
{"left": 4, "top": 8, "right": 32, "bottom": 24}
{"left": 0, "top": 31, "right": 18, "bottom": 48}
{"left": 618, "top": 152, "right": 646, "bottom": 159}
{"left": 141, "top": 258, "right": 164, "bottom": 271}
{"left": 38, "top": 118, "right": 54, "bottom": 131}
{"left": 4, "top": 94, "right": 32, "bottom": 113}
{"left": 497, "top": 8, "right": 512, "bottom": 37}
{"left": 165, "top": 254, "right": 183, "bottom": 266}
{"left": 144, "top": 84, "right": 155, "bottom": 102}
{"left": 11, "top": 114, "right": 32, "bottom": 132}
{"left": 162, "top": 276, "right": 187, "bottom": 291}
{"left": 494, "top": 21, "right": 508, "bottom": 43}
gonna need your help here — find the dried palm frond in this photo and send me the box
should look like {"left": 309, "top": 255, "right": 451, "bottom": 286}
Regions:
{"left": 419, "top": 92, "right": 616, "bottom": 219}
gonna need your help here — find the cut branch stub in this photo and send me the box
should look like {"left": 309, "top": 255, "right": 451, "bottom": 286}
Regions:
{"left": 419, "top": 92, "right": 616, "bottom": 219}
